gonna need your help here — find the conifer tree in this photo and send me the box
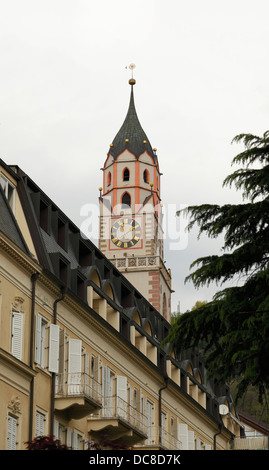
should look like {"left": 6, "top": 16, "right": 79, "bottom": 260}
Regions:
{"left": 165, "top": 131, "right": 269, "bottom": 402}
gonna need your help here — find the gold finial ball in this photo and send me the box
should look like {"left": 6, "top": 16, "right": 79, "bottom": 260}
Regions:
{"left": 143, "top": 140, "right": 147, "bottom": 144}
{"left": 99, "top": 187, "right": 102, "bottom": 191}
{"left": 125, "top": 138, "right": 129, "bottom": 142}
{"left": 110, "top": 143, "right": 114, "bottom": 147}
{"left": 129, "top": 78, "right": 136, "bottom": 85}
{"left": 150, "top": 183, "right": 154, "bottom": 187}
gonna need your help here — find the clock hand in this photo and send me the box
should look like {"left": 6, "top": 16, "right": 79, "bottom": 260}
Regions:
{"left": 123, "top": 226, "right": 135, "bottom": 235}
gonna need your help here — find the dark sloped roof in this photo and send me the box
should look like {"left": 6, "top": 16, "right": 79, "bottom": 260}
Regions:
{"left": 0, "top": 187, "right": 29, "bottom": 254}
{"left": 109, "top": 84, "right": 156, "bottom": 161}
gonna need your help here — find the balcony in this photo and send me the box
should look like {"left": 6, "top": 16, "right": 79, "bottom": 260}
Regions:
{"left": 55, "top": 372, "right": 102, "bottom": 419}
{"left": 138, "top": 427, "right": 182, "bottom": 450}
{"left": 233, "top": 436, "right": 269, "bottom": 450}
{"left": 88, "top": 396, "right": 148, "bottom": 447}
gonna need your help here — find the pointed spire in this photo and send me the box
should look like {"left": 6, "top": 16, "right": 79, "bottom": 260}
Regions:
{"left": 109, "top": 74, "right": 155, "bottom": 160}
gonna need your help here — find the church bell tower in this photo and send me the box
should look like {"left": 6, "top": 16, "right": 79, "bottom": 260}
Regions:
{"left": 99, "top": 66, "right": 172, "bottom": 321}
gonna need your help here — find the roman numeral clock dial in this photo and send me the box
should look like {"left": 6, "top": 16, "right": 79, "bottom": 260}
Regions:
{"left": 111, "top": 218, "right": 141, "bottom": 248}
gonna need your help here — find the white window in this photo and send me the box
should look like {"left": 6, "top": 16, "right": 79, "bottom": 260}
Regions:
{"left": 11, "top": 312, "right": 23, "bottom": 360}
{"left": 7, "top": 415, "right": 17, "bottom": 450}
{"left": 35, "top": 314, "right": 47, "bottom": 367}
{"left": 35, "top": 411, "right": 45, "bottom": 437}
{"left": 65, "top": 428, "right": 82, "bottom": 450}
{"left": 0, "top": 174, "right": 15, "bottom": 212}
{"left": 54, "top": 420, "right": 65, "bottom": 443}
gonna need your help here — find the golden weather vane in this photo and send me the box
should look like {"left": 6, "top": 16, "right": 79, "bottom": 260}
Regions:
{"left": 126, "top": 63, "right": 136, "bottom": 85}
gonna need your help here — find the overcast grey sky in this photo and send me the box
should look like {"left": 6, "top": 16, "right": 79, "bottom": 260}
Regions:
{"left": 1, "top": 0, "right": 269, "bottom": 312}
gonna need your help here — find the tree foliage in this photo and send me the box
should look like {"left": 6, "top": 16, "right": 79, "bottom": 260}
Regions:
{"left": 165, "top": 131, "right": 269, "bottom": 402}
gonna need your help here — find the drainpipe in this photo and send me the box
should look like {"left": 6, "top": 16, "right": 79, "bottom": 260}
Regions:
{"left": 50, "top": 287, "right": 66, "bottom": 436}
{"left": 213, "top": 424, "right": 223, "bottom": 450}
{"left": 29, "top": 272, "right": 39, "bottom": 442}
{"left": 158, "top": 377, "right": 168, "bottom": 446}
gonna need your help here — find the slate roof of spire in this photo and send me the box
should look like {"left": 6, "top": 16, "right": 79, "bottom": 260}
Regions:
{"left": 109, "top": 83, "right": 156, "bottom": 161}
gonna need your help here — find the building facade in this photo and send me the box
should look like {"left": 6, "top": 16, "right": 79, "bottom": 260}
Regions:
{"left": 0, "top": 79, "right": 244, "bottom": 451}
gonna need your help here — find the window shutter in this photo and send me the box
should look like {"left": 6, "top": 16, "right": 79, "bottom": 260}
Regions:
{"left": 53, "top": 419, "right": 59, "bottom": 439}
{"left": 68, "top": 339, "right": 81, "bottom": 373}
{"left": 188, "top": 430, "right": 195, "bottom": 450}
{"left": 66, "top": 427, "right": 72, "bottom": 448}
{"left": 117, "top": 375, "right": 127, "bottom": 418}
{"left": 178, "top": 423, "right": 188, "bottom": 450}
{"left": 11, "top": 312, "right": 23, "bottom": 360}
{"left": 102, "top": 366, "right": 113, "bottom": 416}
{"left": 196, "top": 437, "right": 202, "bottom": 450}
{"left": 68, "top": 339, "right": 81, "bottom": 394}
{"left": 48, "top": 324, "right": 60, "bottom": 373}
{"left": 205, "top": 443, "right": 212, "bottom": 450}
{"left": 7, "top": 415, "right": 17, "bottom": 450}
{"left": 35, "top": 314, "right": 42, "bottom": 364}
{"left": 117, "top": 376, "right": 127, "bottom": 402}
{"left": 35, "top": 411, "right": 45, "bottom": 437}
{"left": 72, "top": 431, "right": 80, "bottom": 450}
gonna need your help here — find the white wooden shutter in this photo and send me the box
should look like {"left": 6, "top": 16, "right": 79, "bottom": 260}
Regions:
{"left": 35, "top": 314, "right": 42, "bottom": 364}
{"left": 196, "top": 437, "right": 202, "bottom": 450}
{"left": 68, "top": 339, "right": 81, "bottom": 394}
{"left": 35, "top": 411, "right": 45, "bottom": 437}
{"left": 48, "top": 324, "right": 60, "bottom": 373}
{"left": 188, "top": 430, "right": 195, "bottom": 450}
{"left": 11, "top": 312, "right": 23, "bottom": 360}
{"left": 53, "top": 419, "right": 59, "bottom": 439}
{"left": 117, "top": 376, "right": 127, "bottom": 418}
{"left": 7, "top": 415, "right": 17, "bottom": 450}
{"left": 178, "top": 423, "right": 188, "bottom": 450}
{"left": 205, "top": 443, "right": 212, "bottom": 450}
{"left": 66, "top": 427, "right": 72, "bottom": 448}
{"left": 102, "top": 366, "right": 113, "bottom": 416}
{"left": 72, "top": 431, "right": 80, "bottom": 450}
{"left": 117, "top": 376, "right": 127, "bottom": 401}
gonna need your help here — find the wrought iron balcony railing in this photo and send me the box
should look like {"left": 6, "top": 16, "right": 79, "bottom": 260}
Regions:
{"left": 90, "top": 395, "right": 147, "bottom": 438}
{"left": 55, "top": 372, "right": 102, "bottom": 404}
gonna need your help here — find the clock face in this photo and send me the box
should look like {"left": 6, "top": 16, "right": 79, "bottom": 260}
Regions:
{"left": 111, "top": 217, "right": 141, "bottom": 248}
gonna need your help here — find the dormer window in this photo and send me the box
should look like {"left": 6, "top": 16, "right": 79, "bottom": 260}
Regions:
{"left": 123, "top": 168, "right": 130, "bottom": 181}
{"left": 0, "top": 174, "right": 15, "bottom": 213}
